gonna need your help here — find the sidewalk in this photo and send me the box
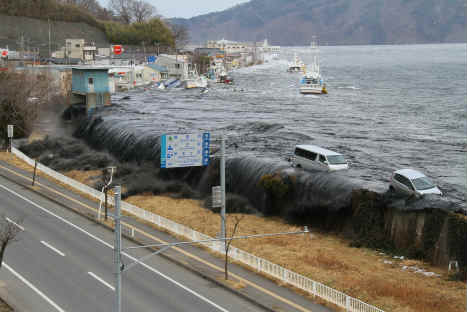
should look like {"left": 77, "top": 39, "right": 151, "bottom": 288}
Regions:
{"left": 0, "top": 157, "right": 335, "bottom": 312}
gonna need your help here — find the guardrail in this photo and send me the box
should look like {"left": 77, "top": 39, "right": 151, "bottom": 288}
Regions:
{"left": 11, "top": 147, "right": 385, "bottom": 312}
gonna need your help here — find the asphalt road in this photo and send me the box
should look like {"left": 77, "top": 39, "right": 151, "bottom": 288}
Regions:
{"left": 0, "top": 175, "right": 268, "bottom": 312}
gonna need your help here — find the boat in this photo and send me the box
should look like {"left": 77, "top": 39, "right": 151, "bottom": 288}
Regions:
{"left": 299, "top": 40, "right": 327, "bottom": 95}
{"left": 184, "top": 65, "right": 208, "bottom": 89}
{"left": 217, "top": 71, "right": 233, "bottom": 84}
{"left": 287, "top": 53, "right": 304, "bottom": 72}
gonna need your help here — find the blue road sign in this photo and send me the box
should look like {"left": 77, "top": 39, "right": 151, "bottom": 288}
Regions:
{"left": 161, "top": 133, "right": 210, "bottom": 168}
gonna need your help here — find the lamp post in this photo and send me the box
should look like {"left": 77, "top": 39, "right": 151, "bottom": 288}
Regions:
{"left": 112, "top": 185, "right": 310, "bottom": 312}
{"left": 114, "top": 186, "right": 122, "bottom": 312}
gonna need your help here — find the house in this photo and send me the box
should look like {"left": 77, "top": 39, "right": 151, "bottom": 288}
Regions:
{"left": 71, "top": 67, "right": 111, "bottom": 115}
{"left": 142, "top": 64, "right": 168, "bottom": 83}
{"left": 154, "top": 54, "right": 193, "bottom": 79}
{"left": 53, "top": 39, "right": 99, "bottom": 63}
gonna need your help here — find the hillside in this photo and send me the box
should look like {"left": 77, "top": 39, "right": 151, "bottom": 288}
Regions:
{"left": 172, "top": 0, "right": 466, "bottom": 45}
{"left": 0, "top": 15, "right": 109, "bottom": 55}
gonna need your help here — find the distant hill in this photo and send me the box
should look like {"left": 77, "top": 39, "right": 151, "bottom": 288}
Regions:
{"left": 171, "top": 0, "right": 466, "bottom": 45}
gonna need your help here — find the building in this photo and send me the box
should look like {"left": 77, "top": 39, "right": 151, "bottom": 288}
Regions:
{"left": 142, "top": 64, "right": 169, "bottom": 83}
{"left": 71, "top": 67, "right": 112, "bottom": 115}
{"left": 154, "top": 54, "right": 193, "bottom": 79}
{"left": 52, "top": 39, "right": 99, "bottom": 63}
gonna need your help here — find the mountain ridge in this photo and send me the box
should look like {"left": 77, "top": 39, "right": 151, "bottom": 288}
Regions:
{"left": 171, "top": 0, "right": 466, "bottom": 45}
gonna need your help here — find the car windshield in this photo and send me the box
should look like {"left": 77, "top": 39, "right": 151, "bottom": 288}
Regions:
{"left": 412, "top": 177, "right": 435, "bottom": 190}
{"left": 326, "top": 155, "right": 347, "bottom": 165}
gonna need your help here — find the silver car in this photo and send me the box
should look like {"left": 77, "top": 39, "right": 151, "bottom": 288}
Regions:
{"left": 390, "top": 169, "right": 443, "bottom": 196}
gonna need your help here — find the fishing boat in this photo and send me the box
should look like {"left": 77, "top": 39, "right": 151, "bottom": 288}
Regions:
{"left": 184, "top": 65, "right": 208, "bottom": 89}
{"left": 287, "top": 53, "right": 304, "bottom": 72}
{"left": 299, "top": 40, "right": 327, "bottom": 95}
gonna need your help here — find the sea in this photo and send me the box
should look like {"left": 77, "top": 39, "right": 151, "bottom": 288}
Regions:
{"left": 95, "top": 43, "right": 466, "bottom": 206}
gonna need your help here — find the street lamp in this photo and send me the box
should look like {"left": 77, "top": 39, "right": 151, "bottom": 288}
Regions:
{"left": 99, "top": 166, "right": 116, "bottom": 220}
{"left": 112, "top": 185, "right": 310, "bottom": 312}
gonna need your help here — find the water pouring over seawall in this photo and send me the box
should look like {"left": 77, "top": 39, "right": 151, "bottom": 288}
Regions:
{"left": 74, "top": 115, "right": 462, "bottom": 219}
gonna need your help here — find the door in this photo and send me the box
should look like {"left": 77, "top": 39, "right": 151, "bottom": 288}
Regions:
{"left": 88, "top": 77, "right": 95, "bottom": 93}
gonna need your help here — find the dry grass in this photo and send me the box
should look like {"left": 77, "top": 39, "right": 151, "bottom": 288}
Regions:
{"left": 120, "top": 194, "right": 465, "bottom": 312}
{"left": 0, "top": 152, "right": 464, "bottom": 312}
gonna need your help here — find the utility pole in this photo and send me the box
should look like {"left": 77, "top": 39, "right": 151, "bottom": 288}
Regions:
{"left": 220, "top": 137, "right": 226, "bottom": 248}
{"left": 48, "top": 18, "right": 51, "bottom": 58}
{"left": 114, "top": 186, "right": 122, "bottom": 312}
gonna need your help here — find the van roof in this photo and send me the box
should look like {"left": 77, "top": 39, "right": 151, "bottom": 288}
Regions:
{"left": 295, "top": 145, "right": 342, "bottom": 156}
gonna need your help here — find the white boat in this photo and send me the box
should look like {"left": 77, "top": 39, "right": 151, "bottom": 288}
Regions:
{"left": 287, "top": 53, "right": 304, "bottom": 72}
{"left": 184, "top": 65, "right": 208, "bottom": 89}
{"left": 299, "top": 40, "right": 327, "bottom": 95}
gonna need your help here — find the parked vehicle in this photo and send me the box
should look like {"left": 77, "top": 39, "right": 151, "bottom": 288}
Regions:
{"left": 390, "top": 169, "right": 443, "bottom": 196}
{"left": 293, "top": 145, "right": 349, "bottom": 171}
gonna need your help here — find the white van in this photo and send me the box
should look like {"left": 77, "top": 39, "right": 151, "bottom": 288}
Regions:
{"left": 293, "top": 145, "right": 349, "bottom": 171}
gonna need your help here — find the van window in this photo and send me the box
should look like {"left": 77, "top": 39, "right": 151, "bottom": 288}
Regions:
{"left": 319, "top": 155, "right": 326, "bottom": 163}
{"left": 295, "top": 148, "right": 316, "bottom": 160}
{"left": 327, "top": 155, "right": 347, "bottom": 165}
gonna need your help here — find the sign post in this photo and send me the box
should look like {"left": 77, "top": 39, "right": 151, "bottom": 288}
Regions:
{"left": 112, "top": 45, "right": 123, "bottom": 56}
{"left": 212, "top": 186, "right": 222, "bottom": 208}
{"left": 7, "top": 125, "right": 13, "bottom": 152}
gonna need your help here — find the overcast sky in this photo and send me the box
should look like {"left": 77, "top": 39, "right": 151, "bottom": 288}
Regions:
{"left": 100, "top": 0, "right": 250, "bottom": 19}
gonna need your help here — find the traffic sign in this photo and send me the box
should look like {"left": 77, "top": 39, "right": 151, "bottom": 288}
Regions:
{"left": 212, "top": 186, "right": 221, "bottom": 208}
{"left": 147, "top": 55, "right": 156, "bottom": 63}
{"left": 1, "top": 50, "right": 7, "bottom": 57}
{"left": 161, "top": 133, "right": 210, "bottom": 168}
{"left": 113, "top": 45, "right": 123, "bottom": 55}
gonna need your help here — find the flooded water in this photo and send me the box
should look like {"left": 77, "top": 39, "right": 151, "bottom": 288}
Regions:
{"left": 87, "top": 43, "right": 466, "bottom": 206}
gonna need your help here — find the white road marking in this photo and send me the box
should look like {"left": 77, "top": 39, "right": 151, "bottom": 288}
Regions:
{"left": 88, "top": 272, "right": 115, "bottom": 291}
{"left": 5, "top": 217, "right": 24, "bottom": 231}
{"left": 4, "top": 263, "right": 66, "bottom": 312}
{"left": 40, "top": 241, "right": 66, "bottom": 257}
{"left": 0, "top": 183, "right": 230, "bottom": 312}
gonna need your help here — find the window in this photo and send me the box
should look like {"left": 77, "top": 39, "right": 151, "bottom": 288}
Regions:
{"left": 327, "top": 155, "right": 347, "bottom": 165}
{"left": 395, "top": 174, "right": 414, "bottom": 190}
{"left": 175, "top": 64, "right": 181, "bottom": 69}
{"left": 295, "top": 148, "right": 317, "bottom": 160}
{"left": 75, "top": 44, "right": 81, "bottom": 48}
{"left": 88, "top": 78, "right": 94, "bottom": 85}
{"left": 319, "top": 155, "right": 326, "bottom": 163}
{"left": 412, "top": 177, "right": 434, "bottom": 191}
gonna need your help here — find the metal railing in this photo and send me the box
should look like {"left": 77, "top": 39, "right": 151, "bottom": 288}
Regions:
{"left": 11, "top": 147, "right": 384, "bottom": 312}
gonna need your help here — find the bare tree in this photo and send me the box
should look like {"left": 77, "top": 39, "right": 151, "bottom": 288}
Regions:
{"left": 132, "top": 0, "right": 155, "bottom": 23}
{"left": 0, "top": 71, "right": 51, "bottom": 139}
{"left": 224, "top": 215, "right": 244, "bottom": 280}
{"left": 171, "top": 24, "right": 190, "bottom": 51}
{"left": 0, "top": 216, "right": 23, "bottom": 268}
{"left": 109, "top": 0, "right": 156, "bottom": 24}
{"left": 109, "top": 0, "right": 133, "bottom": 24}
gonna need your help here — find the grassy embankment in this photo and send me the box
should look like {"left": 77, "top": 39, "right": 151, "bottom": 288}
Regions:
{"left": 0, "top": 151, "right": 464, "bottom": 312}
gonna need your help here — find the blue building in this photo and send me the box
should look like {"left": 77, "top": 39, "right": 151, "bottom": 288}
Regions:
{"left": 71, "top": 67, "right": 111, "bottom": 114}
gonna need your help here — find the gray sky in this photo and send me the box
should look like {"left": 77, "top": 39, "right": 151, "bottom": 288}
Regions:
{"left": 100, "top": 0, "right": 250, "bottom": 19}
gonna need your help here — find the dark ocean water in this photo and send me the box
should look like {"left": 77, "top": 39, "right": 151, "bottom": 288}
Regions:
{"left": 94, "top": 43, "right": 466, "bottom": 206}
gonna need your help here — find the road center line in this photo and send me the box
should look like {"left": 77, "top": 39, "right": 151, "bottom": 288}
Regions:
{"left": 88, "top": 272, "right": 115, "bottom": 291}
{"left": 40, "top": 241, "right": 66, "bottom": 257}
{"left": 5, "top": 217, "right": 24, "bottom": 231}
{"left": 4, "top": 263, "right": 66, "bottom": 312}
{"left": 0, "top": 183, "right": 230, "bottom": 312}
